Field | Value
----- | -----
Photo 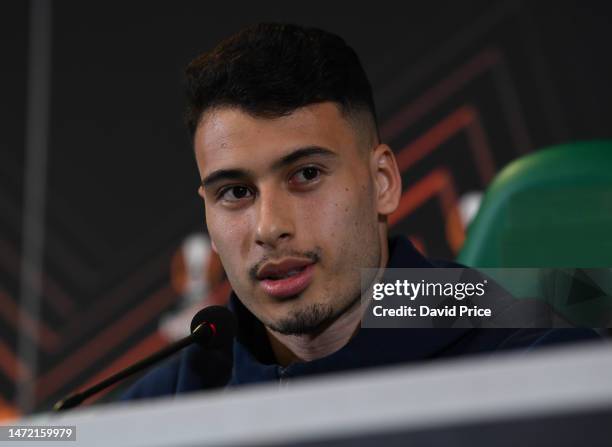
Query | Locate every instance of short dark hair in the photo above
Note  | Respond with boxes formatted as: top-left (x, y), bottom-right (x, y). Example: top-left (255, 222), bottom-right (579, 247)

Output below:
top-left (185, 23), bottom-right (379, 143)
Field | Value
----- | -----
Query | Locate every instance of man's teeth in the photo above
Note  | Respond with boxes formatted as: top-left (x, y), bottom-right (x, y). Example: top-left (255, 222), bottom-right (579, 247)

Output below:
top-left (268, 267), bottom-right (305, 280)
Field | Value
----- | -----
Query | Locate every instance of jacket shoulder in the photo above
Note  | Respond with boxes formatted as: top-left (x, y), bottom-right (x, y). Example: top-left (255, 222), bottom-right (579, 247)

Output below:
top-left (121, 355), bottom-right (182, 401)
top-left (448, 328), bottom-right (601, 358)
top-left (121, 344), bottom-right (233, 402)
top-left (497, 328), bottom-right (602, 351)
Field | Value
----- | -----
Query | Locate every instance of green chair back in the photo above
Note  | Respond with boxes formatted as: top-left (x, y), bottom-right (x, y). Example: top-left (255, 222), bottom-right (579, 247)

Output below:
top-left (457, 141), bottom-right (612, 328)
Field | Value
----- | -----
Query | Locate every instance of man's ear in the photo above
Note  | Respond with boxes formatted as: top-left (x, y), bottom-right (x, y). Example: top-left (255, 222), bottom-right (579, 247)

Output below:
top-left (370, 143), bottom-right (401, 216)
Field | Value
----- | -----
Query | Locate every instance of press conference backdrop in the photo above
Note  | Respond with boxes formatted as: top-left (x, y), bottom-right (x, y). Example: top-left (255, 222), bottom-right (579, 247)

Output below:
top-left (1, 0), bottom-right (611, 416)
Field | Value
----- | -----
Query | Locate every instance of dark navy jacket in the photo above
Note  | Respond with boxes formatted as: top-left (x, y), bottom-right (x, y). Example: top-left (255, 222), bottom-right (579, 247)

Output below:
top-left (122, 237), bottom-right (599, 400)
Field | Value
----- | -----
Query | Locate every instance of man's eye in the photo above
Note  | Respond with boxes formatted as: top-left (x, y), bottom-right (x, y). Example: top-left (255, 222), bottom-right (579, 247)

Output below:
top-left (290, 166), bottom-right (321, 185)
top-left (218, 186), bottom-right (253, 202)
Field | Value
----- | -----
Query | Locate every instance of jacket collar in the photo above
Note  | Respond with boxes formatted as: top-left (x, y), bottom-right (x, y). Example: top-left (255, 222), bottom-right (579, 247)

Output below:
top-left (228, 236), bottom-right (471, 385)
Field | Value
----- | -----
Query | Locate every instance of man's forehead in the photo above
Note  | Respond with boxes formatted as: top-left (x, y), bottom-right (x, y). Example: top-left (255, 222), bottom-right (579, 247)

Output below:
top-left (194, 103), bottom-right (356, 169)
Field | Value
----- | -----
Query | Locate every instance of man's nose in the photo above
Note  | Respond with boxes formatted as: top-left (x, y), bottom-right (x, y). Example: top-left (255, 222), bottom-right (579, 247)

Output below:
top-left (254, 188), bottom-right (295, 248)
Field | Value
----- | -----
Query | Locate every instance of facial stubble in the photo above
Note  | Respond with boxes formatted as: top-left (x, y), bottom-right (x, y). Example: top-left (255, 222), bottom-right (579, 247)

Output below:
top-left (265, 198), bottom-right (382, 336)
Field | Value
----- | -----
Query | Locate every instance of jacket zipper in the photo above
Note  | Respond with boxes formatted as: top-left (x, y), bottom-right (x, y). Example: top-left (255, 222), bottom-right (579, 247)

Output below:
top-left (278, 366), bottom-right (290, 388)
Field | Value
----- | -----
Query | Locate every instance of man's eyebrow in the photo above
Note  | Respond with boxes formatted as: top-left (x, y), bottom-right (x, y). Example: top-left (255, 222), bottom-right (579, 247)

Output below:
top-left (201, 168), bottom-right (253, 189)
top-left (200, 146), bottom-right (337, 189)
top-left (270, 146), bottom-right (338, 171)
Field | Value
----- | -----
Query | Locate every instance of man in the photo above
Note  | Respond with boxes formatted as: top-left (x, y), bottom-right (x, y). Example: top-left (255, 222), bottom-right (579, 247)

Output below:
top-left (123, 23), bottom-right (597, 399)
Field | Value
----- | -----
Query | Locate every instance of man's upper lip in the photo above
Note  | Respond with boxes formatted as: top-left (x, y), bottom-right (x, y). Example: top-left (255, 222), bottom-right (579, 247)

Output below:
top-left (256, 258), bottom-right (315, 280)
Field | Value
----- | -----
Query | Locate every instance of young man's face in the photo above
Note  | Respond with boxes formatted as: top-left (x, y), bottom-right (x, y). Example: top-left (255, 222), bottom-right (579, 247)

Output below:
top-left (194, 102), bottom-right (399, 335)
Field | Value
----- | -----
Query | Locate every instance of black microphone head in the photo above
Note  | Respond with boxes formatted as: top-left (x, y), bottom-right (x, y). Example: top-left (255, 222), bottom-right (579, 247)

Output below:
top-left (191, 305), bottom-right (237, 348)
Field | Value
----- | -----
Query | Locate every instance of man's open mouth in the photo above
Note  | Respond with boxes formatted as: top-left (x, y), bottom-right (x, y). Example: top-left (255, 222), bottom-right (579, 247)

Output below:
top-left (262, 266), bottom-right (308, 280)
top-left (256, 259), bottom-right (316, 299)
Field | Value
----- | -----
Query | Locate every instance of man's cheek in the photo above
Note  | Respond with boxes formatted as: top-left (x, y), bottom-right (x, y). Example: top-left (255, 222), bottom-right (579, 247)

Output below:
top-left (206, 229), bottom-right (237, 279)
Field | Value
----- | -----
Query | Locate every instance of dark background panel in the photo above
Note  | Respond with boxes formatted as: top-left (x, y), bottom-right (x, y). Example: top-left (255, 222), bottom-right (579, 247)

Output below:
top-left (0, 0), bottom-right (29, 413)
top-left (0, 1), bottom-right (28, 243)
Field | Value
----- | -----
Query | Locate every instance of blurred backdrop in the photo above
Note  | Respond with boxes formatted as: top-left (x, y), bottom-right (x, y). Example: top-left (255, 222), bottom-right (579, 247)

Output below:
top-left (1, 0), bottom-right (611, 417)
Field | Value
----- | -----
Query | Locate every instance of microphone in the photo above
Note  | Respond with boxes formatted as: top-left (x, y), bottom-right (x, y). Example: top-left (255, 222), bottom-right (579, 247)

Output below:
top-left (53, 306), bottom-right (236, 411)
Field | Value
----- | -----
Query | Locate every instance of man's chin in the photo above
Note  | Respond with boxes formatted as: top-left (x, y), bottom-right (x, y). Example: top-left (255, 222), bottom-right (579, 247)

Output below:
top-left (265, 302), bottom-right (336, 336)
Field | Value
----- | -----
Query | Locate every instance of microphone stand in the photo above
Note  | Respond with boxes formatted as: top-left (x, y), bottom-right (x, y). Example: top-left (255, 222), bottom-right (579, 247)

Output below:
top-left (53, 322), bottom-right (214, 411)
